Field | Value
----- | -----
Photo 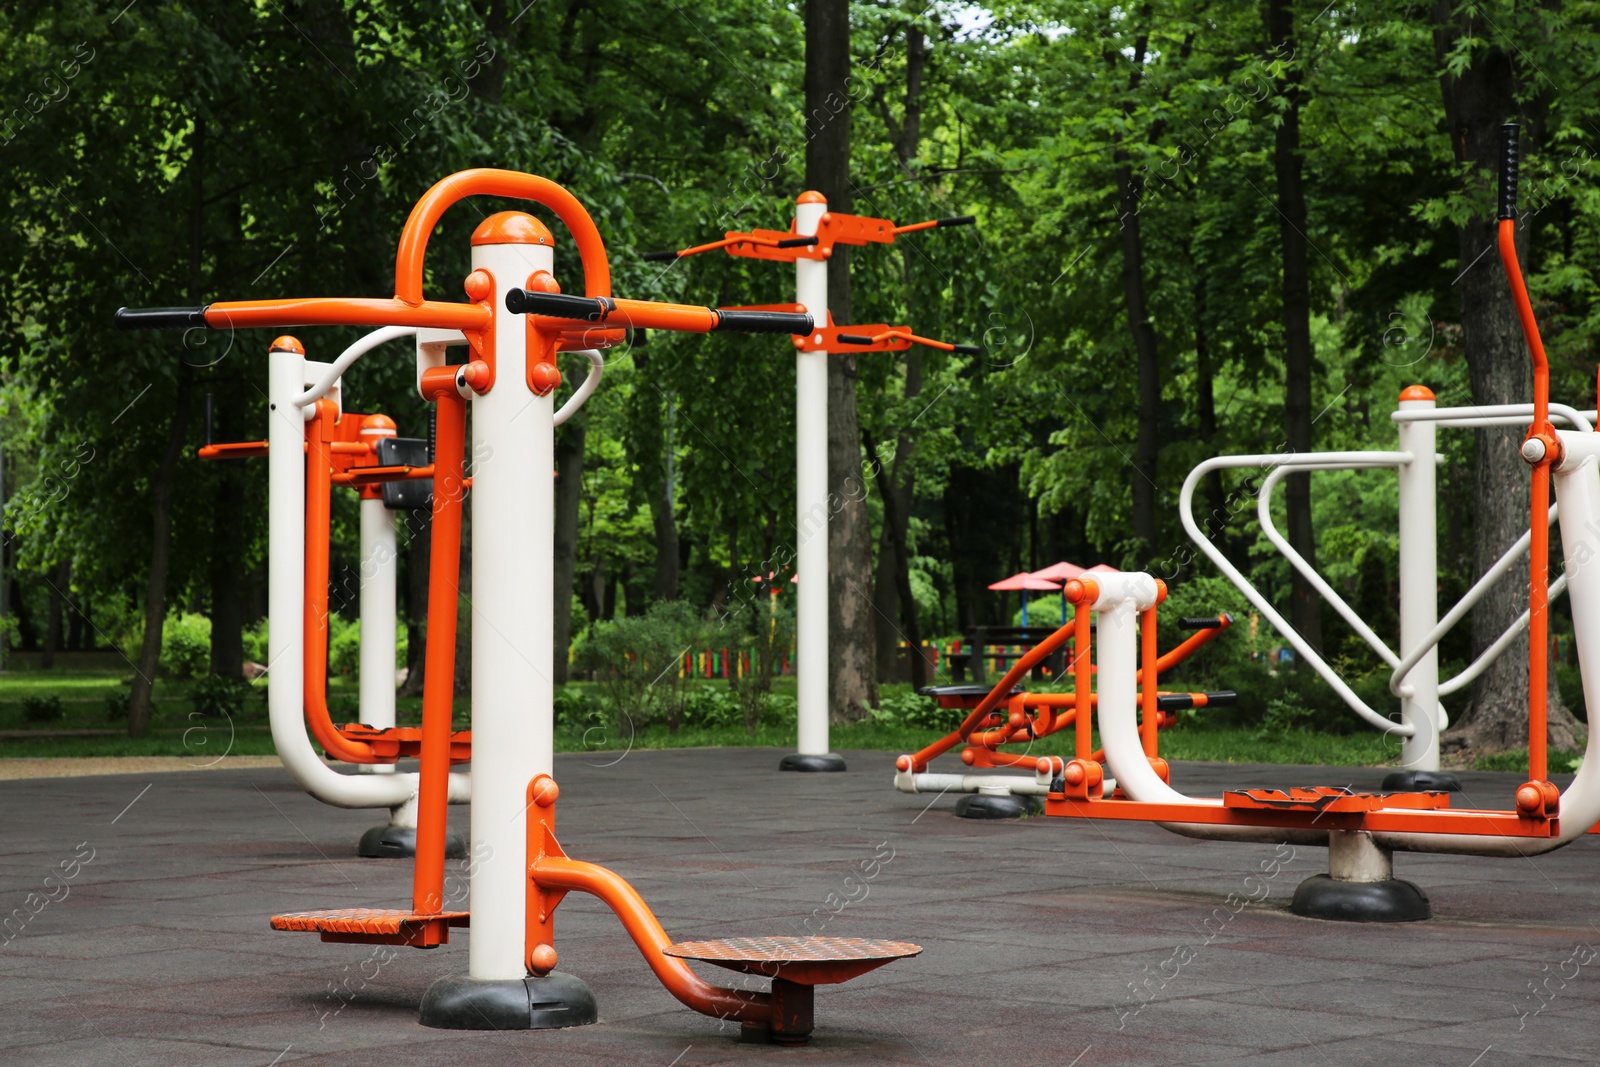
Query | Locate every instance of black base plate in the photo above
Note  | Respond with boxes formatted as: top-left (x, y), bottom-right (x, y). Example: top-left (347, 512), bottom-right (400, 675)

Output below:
top-left (357, 824), bottom-right (468, 860)
top-left (1381, 770), bottom-right (1462, 793)
top-left (1289, 874), bottom-right (1431, 923)
top-left (779, 753), bottom-right (847, 773)
top-left (955, 793), bottom-right (1040, 820)
top-left (418, 972), bottom-right (598, 1030)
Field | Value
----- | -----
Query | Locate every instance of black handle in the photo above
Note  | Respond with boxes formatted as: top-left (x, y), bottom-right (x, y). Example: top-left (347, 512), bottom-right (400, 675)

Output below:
top-left (642, 250), bottom-right (679, 263)
top-left (1500, 122), bottom-right (1520, 221)
top-left (116, 306), bottom-right (209, 330)
top-left (712, 309), bottom-right (814, 335)
top-left (936, 215), bottom-right (977, 228)
top-left (953, 343), bottom-right (981, 354)
top-left (505, 290), bottom-right (613, 321)
top-left (1156, 690), bottom-right (1238, 711)
top-left (1178, 615), bottom-right (1232, 630)
top-left (775, 235), bottom-right (820, 248)
top-left (427, 408), bottom-right (436, 463)
top-left (836, 333), bottom-right (873, 345)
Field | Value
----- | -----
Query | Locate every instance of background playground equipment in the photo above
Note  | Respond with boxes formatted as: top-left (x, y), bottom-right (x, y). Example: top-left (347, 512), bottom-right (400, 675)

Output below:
top-left (897, 124), bottom-right (1600, 923)
top-left (896, 610), bottom-right (1235, 819)
top-left (645, 199), bottom-right (978, 773)
top-left (119, 168), bottom-right (919, 1039)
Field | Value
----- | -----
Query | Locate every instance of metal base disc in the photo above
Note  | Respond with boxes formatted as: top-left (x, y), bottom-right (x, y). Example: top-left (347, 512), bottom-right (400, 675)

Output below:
top-left (357, 824), bottom-right (467, 860)
top-left (954, 793), bottom-right (1040, 820)
top-left (1289, 874), bottom-right (1431, 923)
top-left (418, 972), bottom-right (597, 1030)
top-left (779, 753), bottom-right (847, 773)
top-left (1381, 770), bottom-right (1462, 793)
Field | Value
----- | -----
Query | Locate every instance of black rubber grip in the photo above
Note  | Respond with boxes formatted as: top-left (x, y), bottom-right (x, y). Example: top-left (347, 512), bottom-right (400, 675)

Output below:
top-left (1178, 615), bottom-right (1230, 630)
top-left (953, 343), bottom-right (981, 354)
top-left (1156, 690), bottom-right (1238, 711)
top-left (712, 309), bottom-right (814, 334)
top-left (641, 250), bottom-right (679, 262)
top-left (776, 235), bottom-right (819, 248)
top-left (1500, 122), bottom-right (1519, 221)
top-left (115, 306), bottom-right (209, 330)
top-left (836, 333), bottom-right (873, 345)
top-left (505, 290), bottom-right (613, 321)
top-left (936, 215), bottom-right (977, 228)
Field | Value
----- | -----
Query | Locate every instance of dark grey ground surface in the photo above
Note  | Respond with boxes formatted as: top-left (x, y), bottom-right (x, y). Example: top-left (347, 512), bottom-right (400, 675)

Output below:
top-left (3, 747), bottom-right (1598, 1066)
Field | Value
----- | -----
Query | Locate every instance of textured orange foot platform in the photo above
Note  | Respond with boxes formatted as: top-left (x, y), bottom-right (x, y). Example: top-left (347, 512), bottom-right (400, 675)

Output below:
top-left (271, 908), bottom-right (469, 947)
top-left (664, 935), bottom-right (920, 985)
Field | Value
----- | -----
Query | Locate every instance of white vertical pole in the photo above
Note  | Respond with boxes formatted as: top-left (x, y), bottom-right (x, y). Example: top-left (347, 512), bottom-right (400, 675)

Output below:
top-left (793, 192), bottom-right (831, 760)
top-left (1396, 386), bottom-right (1440, 770)
top-left (467, 216), bottom-right (554, 982)
top-left (358, 495), bottom-right (397, 773)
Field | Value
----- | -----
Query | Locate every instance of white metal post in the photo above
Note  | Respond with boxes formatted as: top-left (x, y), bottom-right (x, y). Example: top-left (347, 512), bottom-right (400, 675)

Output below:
top-left (1396, 386), bottom-right (1440, 770)
top-left (466, 216), bottom-right (554, 982)
top-left (358, 495), bottom-right (398, 773)
top-left (791, 192), bottom-right (835, 765)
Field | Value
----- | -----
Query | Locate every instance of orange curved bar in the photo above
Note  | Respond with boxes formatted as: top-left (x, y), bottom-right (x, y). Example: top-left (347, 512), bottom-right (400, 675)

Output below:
top-left (531, 853), bottom-right (772, 1024)
top-left (302, 402), bottom-right (381, 765)
top-left (395, 169), bottom-right (611, 305)
top-left (412, 368), bottom-right (468, 915)
top-left (1499, 215), bottom-right (1550, 784)
top-left (204, 297), bottom-right (488, 333)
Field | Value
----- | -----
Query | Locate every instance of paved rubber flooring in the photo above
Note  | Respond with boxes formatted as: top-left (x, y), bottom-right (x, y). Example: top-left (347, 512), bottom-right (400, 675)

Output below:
top-left (3, 747), bottom-right (1597, 1065)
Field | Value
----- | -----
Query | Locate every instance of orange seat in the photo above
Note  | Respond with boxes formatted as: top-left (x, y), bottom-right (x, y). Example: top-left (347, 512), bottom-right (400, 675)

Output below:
top-left (271, 907), bottom-right (468, 947)
top-left (334, 724), bottom-right (471, 763)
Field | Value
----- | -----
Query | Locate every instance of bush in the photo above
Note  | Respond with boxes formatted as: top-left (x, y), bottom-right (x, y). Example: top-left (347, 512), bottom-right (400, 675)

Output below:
top-left (871, 687), bottom-right (965, 731)
top-left (191, 674), bottom-right (257, 719)
top-left (682, 685), bottom-right (742, 730)
top-left (105, 689), bottom-right (131, 721)
top-left (242, 618), bottom-right (270, 664)
top-left (723, 595), bottom-right (794, 735)
top-left (328, 613), bottom-right (361, 677)
top-left (578, 600), bottom-right (705, 733)
top-left (160, 612), bottom-right (211, 678)
top-left (22, 694), bottom-right (64, 723)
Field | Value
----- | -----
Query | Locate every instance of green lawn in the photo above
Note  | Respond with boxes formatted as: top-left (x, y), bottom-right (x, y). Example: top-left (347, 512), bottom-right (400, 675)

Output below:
top-left (0, 656), bottom-right (1575, 772)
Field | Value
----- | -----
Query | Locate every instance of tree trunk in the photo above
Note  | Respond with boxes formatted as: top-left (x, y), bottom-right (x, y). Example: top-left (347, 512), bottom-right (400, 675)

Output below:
top-left (208, 466), bottom-right (245, 678)
top-left (652, 398), bottom-right (679, 601)
top-left (1433, 5), bottom-right (1582, 754)
top-left (1194, 273), bottom-right (1227, 537)
top-left (806, 0), bottom-right (876, 719)
top-left (1267, 0), bottom-right (1322, 652)
top-left (1116, 157), bottom-right (1162, 561)
top-left (42, 559), bottom-right (68, 670)
top-left (553, 418), bottom-right (586, 683)
top-left (864, 427), bottom-right (925, 688)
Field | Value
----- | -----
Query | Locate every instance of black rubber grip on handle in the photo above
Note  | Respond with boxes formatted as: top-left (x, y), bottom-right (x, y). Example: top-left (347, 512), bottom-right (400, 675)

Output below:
top-left (1500, 122), bottom-right (1520, 221)
top-left (712, 309), bottom-right (814, 335)
top-left (1156, 690), bottom-right (1238, 711)
top-left (505, 290), bottom-right (613, 321)
top-left (953, 343), bottom-right (981, 354)
top-left (1177, 615), bottom-right (1230, 630)
top-left (641, 250), bottom-right (679, 263)
top-left (936, 215), bottom-right (977, 228)
top-left (775, 235), bottom-right (819, 248)
top-left (836, 333), bottom-right (873, 345)
top-left (115, 306), bottom-right (209, 330)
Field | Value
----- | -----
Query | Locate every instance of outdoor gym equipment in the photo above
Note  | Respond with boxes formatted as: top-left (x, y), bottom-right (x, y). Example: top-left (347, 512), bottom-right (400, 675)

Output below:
top-left (896, 126), bottom-right (1600, 922)
top-left (646, 198), bottom-right (978, 772)
top-left (118, 169), bottom-right (919, 1038)
top-left (895, 613), bottom-right (1236, 819)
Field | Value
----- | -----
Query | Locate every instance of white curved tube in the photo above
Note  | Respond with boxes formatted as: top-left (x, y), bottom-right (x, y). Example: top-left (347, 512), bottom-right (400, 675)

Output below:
top-left (895, 772), bottom-right (1057, 797)
top-left (1180, 453), bottom-right (1414, 736)
top-left (296, 326), bottom-right (417, 408)
top-left (1392, 403), bottom-right (1595, 432)
top-left (1438, 573), bottom-right (1567, 697)
top-left (1258, 464), bottom-right (1401, 668)
top-left (269, 344), bottom-right (470, 810)
top-left (553, 349), bottom-right (603, 426)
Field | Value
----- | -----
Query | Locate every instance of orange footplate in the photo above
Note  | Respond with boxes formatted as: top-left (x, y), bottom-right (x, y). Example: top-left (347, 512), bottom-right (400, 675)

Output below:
top-left (1223, 786), bottom-right (1450, 813)
top-left (335, 724), bottom-right (472, 763)
top-left (271, 908), bottom-right (468, 947)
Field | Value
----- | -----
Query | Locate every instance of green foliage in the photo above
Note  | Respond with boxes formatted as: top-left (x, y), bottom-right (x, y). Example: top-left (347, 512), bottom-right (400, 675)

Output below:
top-left (242, 619), bottom-right (270, 666)
top-left (577, 600), bottom-right (705, 733)
top-left (871, 687), bottom-right (965, 732)
top-left (104, 689), bottom-right (130, 721)
top-left (159, 613), bottom-right (211, 679)
top-left (22, 694), bottom-right (64, 722)
top-left (724, 594), bottom-right (794, 735)
top-left (328, 614), bottom-right (361, 678)
top-left (190, 674), bottom-right (256, 719)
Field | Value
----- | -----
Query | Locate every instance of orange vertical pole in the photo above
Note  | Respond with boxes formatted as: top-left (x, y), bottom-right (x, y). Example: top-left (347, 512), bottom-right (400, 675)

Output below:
top-left (413, 373), bottom-right (467, 914)
top-left (1140, 607), bottom-right (1159, 758)
top-left (1073, 602), bottom-right (1092, 760)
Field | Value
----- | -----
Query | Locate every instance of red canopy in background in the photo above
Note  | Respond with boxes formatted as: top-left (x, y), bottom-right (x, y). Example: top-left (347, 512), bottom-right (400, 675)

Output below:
top-left (987, 572), bottom-right (1063, 592)
top-left (1029, 561), bottom-right (1085, 583)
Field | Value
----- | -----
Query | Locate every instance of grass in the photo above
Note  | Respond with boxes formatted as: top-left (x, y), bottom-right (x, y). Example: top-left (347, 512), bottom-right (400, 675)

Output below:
top-left (0, 656), bottom-right (1573, 773)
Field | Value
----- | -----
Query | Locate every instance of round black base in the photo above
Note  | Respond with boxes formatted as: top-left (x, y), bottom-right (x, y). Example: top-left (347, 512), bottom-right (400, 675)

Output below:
top-left (1289, 874), bottom-right (1431, 923)
top-left (357, 824), bottom-right (467, 860)
top-left (779, 753), bottom-right (847, 773)
top-left (1381, 770), bottom-right (1462, 793)
top-left (418, 972), bottom-right (598, 1030)
top-left (955, 793), bottom-right (1040, 820)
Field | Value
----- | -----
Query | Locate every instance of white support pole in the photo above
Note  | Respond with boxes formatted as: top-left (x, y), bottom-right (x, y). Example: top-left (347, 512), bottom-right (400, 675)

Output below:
top-left (792, 192), bottom-right (833, 763)
top-left (1395, 387), bottom-right (1440, 769)
top-left (466, 216), bottom-right (554, 982)
top-left (358, 495), bottom-right (398, 774)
